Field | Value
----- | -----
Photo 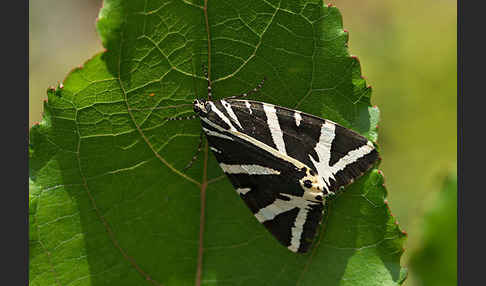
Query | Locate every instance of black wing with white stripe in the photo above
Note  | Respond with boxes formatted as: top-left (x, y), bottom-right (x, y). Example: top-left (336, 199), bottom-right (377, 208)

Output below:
top-left (197, 98), bottom-right (378, 253)
top-left (219, 99), bottom-right (379, 194)
top-left (201, 118), bottom-right (324, 253)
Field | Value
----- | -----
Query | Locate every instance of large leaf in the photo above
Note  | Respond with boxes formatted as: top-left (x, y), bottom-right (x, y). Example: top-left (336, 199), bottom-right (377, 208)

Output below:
top-left (29, 0), bottom-right (406, 285)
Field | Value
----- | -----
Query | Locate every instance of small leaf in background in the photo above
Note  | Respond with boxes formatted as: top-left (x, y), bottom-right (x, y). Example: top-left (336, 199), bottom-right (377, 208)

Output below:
top-left (409, 173), bottom-right (457, 286)
top-left (29, 1), bottom-right (406, 285)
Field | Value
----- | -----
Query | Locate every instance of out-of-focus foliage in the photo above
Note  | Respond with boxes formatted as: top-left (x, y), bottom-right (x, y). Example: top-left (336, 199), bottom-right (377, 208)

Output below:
top-left (409, 174), bottom-right (457, 286)
top-left (336, 0), bottom-right (456, 229)
top-left (335, 2), bottom-right (456, 283)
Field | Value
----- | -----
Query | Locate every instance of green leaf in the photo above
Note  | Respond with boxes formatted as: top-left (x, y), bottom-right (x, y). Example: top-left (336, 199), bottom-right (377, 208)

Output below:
top-left (29, 1), bottom-right (406, 285)
top-left (409, 173), bottom-right (457, 286)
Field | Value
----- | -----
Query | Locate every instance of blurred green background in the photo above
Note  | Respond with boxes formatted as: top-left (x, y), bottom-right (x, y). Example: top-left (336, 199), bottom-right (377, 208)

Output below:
top-left (29, 1), bottom-right (457, 285)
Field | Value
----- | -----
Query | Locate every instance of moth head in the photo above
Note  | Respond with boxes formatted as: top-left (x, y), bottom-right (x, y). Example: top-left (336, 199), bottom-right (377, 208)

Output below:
top-left (193, 99), bottom-right (210, 117)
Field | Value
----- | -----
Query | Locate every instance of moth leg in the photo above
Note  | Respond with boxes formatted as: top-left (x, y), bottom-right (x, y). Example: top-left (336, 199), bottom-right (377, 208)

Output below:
top-left (227, 76), bottom-right (266, 99)
top-left (129, 105), bottom-right (195, 121)
top-left (127, 103), bottom-right (193, 112)
top-left (168, 114), bottom-right (198, 121)
top-left (183, 131), bottom-right (204, 171)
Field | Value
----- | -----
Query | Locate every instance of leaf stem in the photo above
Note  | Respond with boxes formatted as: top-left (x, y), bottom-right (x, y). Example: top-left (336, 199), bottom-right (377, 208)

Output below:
top-left (196, 141), bottom-right (209, 286)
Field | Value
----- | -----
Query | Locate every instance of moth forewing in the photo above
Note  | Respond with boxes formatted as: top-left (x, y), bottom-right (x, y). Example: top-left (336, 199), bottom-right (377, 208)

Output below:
top-left (220, 99), bottom-right (379, 194)
top-left (191, 75), bottom-right (379, 253)
top-left (200, 119), bottom-right (328, 252)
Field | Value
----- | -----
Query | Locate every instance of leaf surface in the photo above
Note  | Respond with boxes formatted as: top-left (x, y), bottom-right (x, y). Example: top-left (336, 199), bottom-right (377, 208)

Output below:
top-left (29, 1), bottom-right (406, 285)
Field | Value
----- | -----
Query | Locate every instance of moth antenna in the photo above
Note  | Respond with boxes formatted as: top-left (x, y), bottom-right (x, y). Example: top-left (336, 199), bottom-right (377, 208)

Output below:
top-left (183, 131), bottom-right (204, 171)
top-left (202, 64), bottom-right (213, 100)
top-left (228, 76), bottom-right (266, 100)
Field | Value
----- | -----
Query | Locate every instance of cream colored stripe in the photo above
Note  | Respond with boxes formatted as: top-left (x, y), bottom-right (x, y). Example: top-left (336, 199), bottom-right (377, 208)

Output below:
top-left (309, 121), bottom-right (336, 187)
top-left (330, 141), bottom-right (375, 174)
top-left (208, 101), bottom-right (237, 131)
top-left (236, 188), bottom-right (251, 195)
top-left (221, 100), bottom-right (243, 129)
top-left (202, 127), bottom-right (233, 141)
top-left (294, 111), bottom-right (302, 127)
top-left (219, 163), bottom-right (280, 175)
top-left (263, 104), bottom-right (288, 155)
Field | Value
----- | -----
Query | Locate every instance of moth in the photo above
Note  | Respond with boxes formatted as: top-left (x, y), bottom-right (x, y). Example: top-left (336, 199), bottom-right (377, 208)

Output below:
top-left (175, 69), bottom-right (379, 253)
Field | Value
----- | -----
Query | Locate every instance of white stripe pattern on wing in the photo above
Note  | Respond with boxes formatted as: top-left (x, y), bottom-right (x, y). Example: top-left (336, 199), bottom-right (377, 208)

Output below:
top-left (210, 146), bottom-right (222, 153)
top-left (236, 188), bottom-right (251, 195)
top-left (202, 127), bottom-right (234, 141)
top-left (253, 193), bottom-right (316, 252)
top-left (208, 101), bottom-right (237, 131)
top-left (201, 117), bottom-right (309, 173)
top-left (221, 100), bottom-right (243, 129)
top-left (309, 121), bottom-right (336, 188)
top-left (330, 141), bottom-right (375, 174)
top-left (294, 111), bottom-right (302, 127)
top-left (263, 104), bottom-right (288, 155)
top-left (288, 207), bottom-right (310, 252)
top-left (244, 100), bottom-right (253, 114)
top-left (218, 163), bottom-right (281, 175)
